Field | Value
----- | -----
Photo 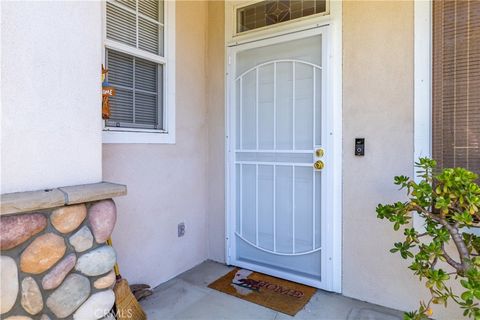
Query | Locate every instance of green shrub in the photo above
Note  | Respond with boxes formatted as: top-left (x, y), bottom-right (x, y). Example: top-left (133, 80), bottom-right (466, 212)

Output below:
top-left (377, 158), bottom-right (480, 319)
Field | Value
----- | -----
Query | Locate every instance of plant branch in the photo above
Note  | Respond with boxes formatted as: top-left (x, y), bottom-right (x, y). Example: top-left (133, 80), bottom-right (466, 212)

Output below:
top-left (438, 219), bottom-right (470, 271)
top-left (440, 243), bottom-right (463, 271)
top-left (412, 204), bottom-right (470, 272)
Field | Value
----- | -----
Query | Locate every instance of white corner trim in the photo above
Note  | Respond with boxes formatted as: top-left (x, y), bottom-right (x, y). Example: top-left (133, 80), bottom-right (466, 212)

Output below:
top-left (414, 0), bottom-right (432, 163)
top-left (102, 0), bottom-right (176, 144)
top-left (329, 0), bottom-right (342, 294)
top-left (413, 0), bottom-right (431, 229)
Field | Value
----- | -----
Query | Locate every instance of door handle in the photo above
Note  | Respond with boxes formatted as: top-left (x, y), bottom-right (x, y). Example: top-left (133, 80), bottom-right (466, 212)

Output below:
top-left (314, 160), bottom-right (325, 170)
top-left (315, 148), bottom-right (325, 157)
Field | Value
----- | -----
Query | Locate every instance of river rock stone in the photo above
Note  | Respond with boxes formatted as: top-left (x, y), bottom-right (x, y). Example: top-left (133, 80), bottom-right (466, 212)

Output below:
top-left (0, 213), bottom-right (47, 250)
top-left (88, 200), bottom-right (116, 243)
top-left (69, 226), bottom-right (93, 252)
top-left (21, 277), bottom-right (43, 315)
top-left (76, 246), bottom-right (116, 276)
top-left (51, 204), bottom-right (87, 234)
top-left (4, 316), bottom-right (33, 320)
top-left (73, 290), bottom-right (115, 320)
top-left (40, 315), bottom-right (51, 320)
top-left (1, 255), bottom-right (18, 314)
top-left (42, 253), bottom-right (76, 290)
top-left (20, 233), bottom-right (66, 274)
top-left (46, 274), bottom-right (90, 318)
top-left (93, 270), bottom-right (116, 289)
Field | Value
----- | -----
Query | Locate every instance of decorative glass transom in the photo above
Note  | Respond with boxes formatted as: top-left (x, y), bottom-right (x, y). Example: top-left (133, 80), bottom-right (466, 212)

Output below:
top-left (236, 0), bottom-right (327, 33)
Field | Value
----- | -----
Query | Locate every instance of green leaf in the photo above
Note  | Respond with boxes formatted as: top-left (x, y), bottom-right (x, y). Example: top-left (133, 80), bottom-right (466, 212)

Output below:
top-left (462, 291), bottom-right (473, 302)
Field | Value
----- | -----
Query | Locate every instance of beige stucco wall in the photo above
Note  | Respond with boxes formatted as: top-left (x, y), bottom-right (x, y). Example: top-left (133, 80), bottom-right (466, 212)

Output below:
top-left (206, 0), bottom-right (226, 264)
top-left (1, 0), bottom-right (466, 317)
top-left (102, 1), bottom-right (463, 318)
top-left (103, 1), bottom-right (209, 287)
top-left (342, 1), bottom-right (461, 319)
top-left (1, 1), bottom-right (103, 194)
top-left (342, 0), bottom-right (417, 310)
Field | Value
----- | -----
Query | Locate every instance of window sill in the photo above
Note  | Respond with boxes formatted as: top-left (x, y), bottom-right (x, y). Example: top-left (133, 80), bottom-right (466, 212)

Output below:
top-left (102, 129), bottom-right (175, 144)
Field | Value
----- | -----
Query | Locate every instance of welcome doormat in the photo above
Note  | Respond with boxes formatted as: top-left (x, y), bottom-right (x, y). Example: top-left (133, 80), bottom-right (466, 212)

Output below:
top-left (208, 268), bottom-right (316, 316)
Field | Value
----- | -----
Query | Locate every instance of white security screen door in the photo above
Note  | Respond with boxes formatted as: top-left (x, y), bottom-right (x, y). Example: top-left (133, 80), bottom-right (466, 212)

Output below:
top-left (227, 28), bottom-right (335, 290)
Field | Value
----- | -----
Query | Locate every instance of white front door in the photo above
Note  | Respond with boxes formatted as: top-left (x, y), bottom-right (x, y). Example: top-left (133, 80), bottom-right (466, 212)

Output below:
top-left (227, 27), bottom-right (336, 290)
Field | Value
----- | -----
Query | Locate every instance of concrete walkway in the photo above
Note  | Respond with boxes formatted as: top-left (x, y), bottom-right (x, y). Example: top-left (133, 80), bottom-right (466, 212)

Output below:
top-left (140, 261), bottom-right (403, 320)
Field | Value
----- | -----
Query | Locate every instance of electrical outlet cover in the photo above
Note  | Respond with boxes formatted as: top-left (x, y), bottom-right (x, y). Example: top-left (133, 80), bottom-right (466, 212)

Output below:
top-left (178, 223), bottom-right (185, 237)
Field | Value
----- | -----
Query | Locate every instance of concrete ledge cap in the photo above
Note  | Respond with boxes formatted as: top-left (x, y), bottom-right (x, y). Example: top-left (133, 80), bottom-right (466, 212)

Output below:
top-left (0, 189), bottom-right (65, 216)
top-left (1, 182), bottom-right (127, 215)
top-left (59, 182), bottom-right (127, 205)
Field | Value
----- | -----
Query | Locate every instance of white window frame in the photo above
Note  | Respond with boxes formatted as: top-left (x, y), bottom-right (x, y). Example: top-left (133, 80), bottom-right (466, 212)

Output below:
top-left (102, 0), bottom-right (176, 144)
top-left (414, 0), bottom-right (432, 229)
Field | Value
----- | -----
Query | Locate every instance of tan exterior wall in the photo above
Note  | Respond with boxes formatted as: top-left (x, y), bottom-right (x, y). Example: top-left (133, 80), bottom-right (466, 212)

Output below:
top-left (342, 1), bottom-right (462, 319)
top-left (103, 1), bottom-right (209, 287)
top-left (1, 0), bottom-right (467, 317)
top-left (103, 1), bottom-right (464, 318)
top-left (206, 0), bottom-right (227, 263)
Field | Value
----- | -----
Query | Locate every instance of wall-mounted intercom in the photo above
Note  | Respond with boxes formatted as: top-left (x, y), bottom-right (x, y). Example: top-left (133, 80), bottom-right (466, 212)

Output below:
top-left (355, 138), bottom-right (365, 156)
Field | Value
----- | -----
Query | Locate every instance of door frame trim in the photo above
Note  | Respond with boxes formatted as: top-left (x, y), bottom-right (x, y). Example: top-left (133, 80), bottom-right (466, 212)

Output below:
top-left (224, 1), bottom-right (342, 292)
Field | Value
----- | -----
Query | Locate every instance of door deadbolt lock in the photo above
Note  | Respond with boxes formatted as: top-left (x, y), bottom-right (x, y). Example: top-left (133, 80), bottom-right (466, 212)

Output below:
top-left (315, 148), bottom-right (325, 158)
top-left (314, 160), bottom-right (325, 170)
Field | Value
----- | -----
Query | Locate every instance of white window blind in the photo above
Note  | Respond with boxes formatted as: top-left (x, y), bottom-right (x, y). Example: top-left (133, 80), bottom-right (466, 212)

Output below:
top-left (105, 50), bottom-right (163, 129)
top-left (105, 0), bottom-right (165, 131)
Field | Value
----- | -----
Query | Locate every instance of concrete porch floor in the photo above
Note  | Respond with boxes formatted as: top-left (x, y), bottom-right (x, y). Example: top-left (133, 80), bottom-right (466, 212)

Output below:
top-left (140, 261), bottom-right (404, 320)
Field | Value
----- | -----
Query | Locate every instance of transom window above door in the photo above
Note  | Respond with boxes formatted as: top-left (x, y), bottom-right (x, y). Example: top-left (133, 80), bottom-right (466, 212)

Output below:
top-left (236, 0), bottom-right (328, 34)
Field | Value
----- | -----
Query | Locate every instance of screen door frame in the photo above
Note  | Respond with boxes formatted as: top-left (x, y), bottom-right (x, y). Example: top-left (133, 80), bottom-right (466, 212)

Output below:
top-left (225, 26), bottom-right (341, 292)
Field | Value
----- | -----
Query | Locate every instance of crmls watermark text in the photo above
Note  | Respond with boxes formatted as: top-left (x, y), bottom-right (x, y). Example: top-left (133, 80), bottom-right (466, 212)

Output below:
top-left (95, 309), bottom-right (133, 318)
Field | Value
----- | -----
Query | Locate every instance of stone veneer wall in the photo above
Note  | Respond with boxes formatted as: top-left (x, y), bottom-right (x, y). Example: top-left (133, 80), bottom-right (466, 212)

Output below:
top-left (0, 183), bottom-right (126, 320)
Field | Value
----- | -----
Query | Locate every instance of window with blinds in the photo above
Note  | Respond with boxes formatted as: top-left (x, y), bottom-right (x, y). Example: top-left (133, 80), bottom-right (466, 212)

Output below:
top-left (105, 0), bottom-right (165, 131)
top-left (432, 0), bottom-right (480, 174)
